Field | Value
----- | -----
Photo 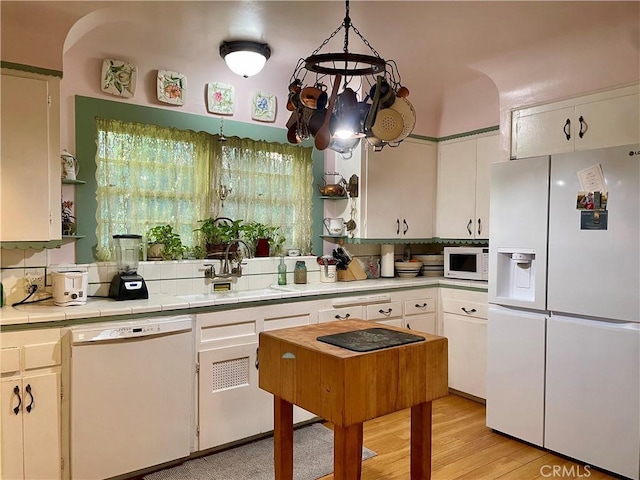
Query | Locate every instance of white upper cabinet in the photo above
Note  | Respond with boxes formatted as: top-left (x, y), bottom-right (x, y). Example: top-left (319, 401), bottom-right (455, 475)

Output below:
top-left (511, 84), bottom-right (640, 159)
top-left (362, 139), bottom-right (437, 239)
top-left (1, 69), bottom-right (61, 242)
top-left (436, 133), bottom-right (500, 240)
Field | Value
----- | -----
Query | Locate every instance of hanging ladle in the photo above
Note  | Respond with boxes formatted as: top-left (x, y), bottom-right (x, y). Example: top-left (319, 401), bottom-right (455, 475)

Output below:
top-left (314, 74), bottom-right (342, 151)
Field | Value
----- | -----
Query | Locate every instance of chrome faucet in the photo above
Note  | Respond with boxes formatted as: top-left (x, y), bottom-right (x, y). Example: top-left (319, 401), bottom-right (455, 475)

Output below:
top-left (203, 239), bottom-right (252, 280)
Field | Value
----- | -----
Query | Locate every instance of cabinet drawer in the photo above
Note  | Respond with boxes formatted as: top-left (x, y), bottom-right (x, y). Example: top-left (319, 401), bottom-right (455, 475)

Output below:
top-left (1, 347), bottom-right (20, 373)
top-left (404, 298), bottom-right (436, 315)
top-left (366, 301), bottom-right (403, 321)
top-left (318, 306), bottom-right (364, 323)
top-left (441, 298), bottom-right (487, 319)
top-left (23, 342), bottom-right (61, 369)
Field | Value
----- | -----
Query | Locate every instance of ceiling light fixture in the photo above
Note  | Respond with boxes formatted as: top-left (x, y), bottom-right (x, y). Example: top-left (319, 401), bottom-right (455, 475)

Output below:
top-left (220, 40), bottom-right (271, 78)
top-left (287, 0), bottom-right (414, 153)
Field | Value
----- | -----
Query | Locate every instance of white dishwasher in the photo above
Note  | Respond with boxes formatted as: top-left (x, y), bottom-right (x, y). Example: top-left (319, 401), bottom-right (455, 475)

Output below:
top-left (63, 315), bottom-right (194, 480)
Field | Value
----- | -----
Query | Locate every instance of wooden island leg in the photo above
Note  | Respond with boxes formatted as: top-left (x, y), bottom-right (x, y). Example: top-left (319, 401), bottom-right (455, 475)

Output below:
top-left (334, 423), bottom-right (364, 480)
top-left (411, 401), bottom-right (433, 480)
top-left (274, 396), bottom-right (294, 480)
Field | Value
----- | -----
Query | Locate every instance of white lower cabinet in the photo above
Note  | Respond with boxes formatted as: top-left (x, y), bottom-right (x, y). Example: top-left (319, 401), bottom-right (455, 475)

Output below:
top-left (1, 330), bottom-right (61, 480)
top-left (196, 301), bottom-right (317, 451)
top-left (441, 289), bottom-right (488, 399)
top-left (403, 296), bottom-right (437, 335)
top-left (198, 342), bottom-right (267, 450)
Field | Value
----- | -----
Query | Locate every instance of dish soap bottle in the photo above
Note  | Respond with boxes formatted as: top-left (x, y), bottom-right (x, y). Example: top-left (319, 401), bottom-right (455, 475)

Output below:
top-left (278, 257), bottom-right (287, 285)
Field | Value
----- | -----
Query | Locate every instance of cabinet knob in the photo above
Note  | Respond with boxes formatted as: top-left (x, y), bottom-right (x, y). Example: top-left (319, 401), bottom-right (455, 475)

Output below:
top-left (378, 308), bottom-right (393, 316)
top-left (396, 219), bottom-right (400, 235)
top-left (334, 313), bottom-right (351, 320)
top-left (415, 303), bottom-right (428, 309)
top-left (563, 118), bottom-right (571, 140)
top-left (461, 307), bottom-right (477, 315)
top-left (403, 219), bottom-right (409, 235)
top-left (477, 218), bottom-right (482, 236)
top-left (466, 219), bottom-right (473, 236)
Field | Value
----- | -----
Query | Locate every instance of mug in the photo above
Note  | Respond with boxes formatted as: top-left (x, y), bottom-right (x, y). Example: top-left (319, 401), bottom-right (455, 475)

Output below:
top-left (323, 217), bottom-right (344, 236)
top-left (320, 264), bottom-right (337, 283)
top-left (61, 150), bottom-right (79, 181)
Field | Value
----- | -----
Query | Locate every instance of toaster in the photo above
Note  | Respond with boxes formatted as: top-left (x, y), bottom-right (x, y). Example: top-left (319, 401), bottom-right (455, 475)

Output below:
top-left (51, 271), bottom-right (88, 306)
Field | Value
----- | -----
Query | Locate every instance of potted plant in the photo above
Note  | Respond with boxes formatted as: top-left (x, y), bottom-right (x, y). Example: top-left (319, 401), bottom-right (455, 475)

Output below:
top-left (242, 221), bottom-right (286, 257)
top-left (146, 224), bottom-right (185, 260)
top-left (61, 200), bottom-right (77, 236)
top-left (195, 217), bottom-right (243, 258)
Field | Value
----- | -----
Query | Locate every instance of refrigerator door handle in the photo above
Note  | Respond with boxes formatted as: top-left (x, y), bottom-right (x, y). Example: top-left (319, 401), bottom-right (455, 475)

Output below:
top-left (563, 118), bottom-right (571, 140)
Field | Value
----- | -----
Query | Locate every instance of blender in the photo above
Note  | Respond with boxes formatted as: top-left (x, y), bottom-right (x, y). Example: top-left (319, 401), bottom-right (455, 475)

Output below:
top-left (109, 234), bottom-right (149, 300)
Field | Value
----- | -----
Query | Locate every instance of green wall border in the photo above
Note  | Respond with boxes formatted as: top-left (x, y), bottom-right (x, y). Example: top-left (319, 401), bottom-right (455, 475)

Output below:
top-left (74, 95), bottom-right (324, 264)
top-left (0, 61), bottom-right (63, 78)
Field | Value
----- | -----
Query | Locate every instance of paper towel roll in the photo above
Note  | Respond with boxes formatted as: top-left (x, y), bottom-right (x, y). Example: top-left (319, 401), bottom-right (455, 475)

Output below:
top-left (381, 244), bottom-right (395, 278)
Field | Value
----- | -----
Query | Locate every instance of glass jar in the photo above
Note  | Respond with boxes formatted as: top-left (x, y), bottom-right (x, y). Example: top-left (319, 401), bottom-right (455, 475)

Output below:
top-left (294, 260), bottom-right (307, 284)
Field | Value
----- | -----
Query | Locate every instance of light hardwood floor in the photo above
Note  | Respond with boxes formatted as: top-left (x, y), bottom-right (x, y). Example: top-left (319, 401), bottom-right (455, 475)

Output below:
top-left (319, 394), bottom-right (618, 480)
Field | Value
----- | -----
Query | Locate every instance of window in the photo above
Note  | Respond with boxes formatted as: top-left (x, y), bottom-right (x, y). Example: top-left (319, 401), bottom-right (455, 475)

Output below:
top-left (95, 117), bottom-right (312, 260)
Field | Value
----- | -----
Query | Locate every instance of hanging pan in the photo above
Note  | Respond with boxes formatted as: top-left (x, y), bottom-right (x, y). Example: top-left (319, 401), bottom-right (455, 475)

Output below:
top-left (371, 107), bottom-right (404, 142)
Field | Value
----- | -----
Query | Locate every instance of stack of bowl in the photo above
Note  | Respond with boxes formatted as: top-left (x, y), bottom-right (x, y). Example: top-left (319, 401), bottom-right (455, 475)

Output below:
top-left (394, 261), bottom-right (423, 278)
top-left (413, 254), bottom-right (444, 277)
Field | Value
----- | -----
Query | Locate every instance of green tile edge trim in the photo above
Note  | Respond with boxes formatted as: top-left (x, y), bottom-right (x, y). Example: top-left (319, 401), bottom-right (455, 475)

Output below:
top-left (0, 240), bottom-right (63, 250)
top-left (436, 125), bottom-right (500, 142)
top-left (0, 61), bottom-right (63, 78)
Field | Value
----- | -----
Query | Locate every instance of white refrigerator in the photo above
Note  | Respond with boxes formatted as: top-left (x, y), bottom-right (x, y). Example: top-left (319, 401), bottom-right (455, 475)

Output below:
top-left (487, 144), bottom-right (640, 480)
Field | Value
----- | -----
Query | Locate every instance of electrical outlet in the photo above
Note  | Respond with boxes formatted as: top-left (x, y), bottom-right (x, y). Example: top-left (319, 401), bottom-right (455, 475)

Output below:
top-left (25, 274), bottom-right (45, 292)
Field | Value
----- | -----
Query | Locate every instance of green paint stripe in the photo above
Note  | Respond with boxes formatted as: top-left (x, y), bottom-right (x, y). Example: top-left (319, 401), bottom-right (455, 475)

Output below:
top-left (0, 61), bottom-right (63, 78)
top-left (436, 125), bottom-right (500, 142)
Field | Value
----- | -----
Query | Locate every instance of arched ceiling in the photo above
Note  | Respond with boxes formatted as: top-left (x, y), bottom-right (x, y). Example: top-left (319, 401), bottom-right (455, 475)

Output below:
top-left (2, 1), bottom-right (638, 137)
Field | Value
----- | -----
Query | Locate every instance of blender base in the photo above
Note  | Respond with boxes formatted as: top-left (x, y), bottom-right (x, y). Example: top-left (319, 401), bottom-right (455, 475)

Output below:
top-left (109, 273), bottom-right (149, 301)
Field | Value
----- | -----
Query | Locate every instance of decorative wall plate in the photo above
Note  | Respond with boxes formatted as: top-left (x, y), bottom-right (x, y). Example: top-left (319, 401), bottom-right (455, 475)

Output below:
top-left (157, 70), bottom-right (186, 105)
top-left (207, 82), bottom-right (235, 115)
top-left (251, 91), bottom-right (277, 122)
top-left (101, 59), bottom-right (137, 98)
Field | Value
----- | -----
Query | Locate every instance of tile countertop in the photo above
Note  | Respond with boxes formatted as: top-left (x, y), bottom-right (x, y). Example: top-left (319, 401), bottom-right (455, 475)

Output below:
top-left (0, 277), bottom-right (488, 326)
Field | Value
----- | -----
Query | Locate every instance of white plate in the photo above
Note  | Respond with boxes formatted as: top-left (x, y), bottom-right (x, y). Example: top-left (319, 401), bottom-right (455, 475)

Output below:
top-left (157, 70), bottom-right (186, 105)
top-left (101, 59), bottom-right (137, 98)
top-left (207, 82), bottom-right (235, 115)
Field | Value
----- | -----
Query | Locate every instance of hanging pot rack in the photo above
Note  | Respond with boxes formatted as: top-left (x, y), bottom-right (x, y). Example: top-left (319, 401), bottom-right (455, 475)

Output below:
top-left (287, 0), bottom-right (414, 152)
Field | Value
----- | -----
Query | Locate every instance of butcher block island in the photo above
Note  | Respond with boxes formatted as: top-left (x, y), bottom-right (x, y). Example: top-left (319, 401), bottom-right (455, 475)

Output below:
top-left (258, 319), bottom-right (448, 480)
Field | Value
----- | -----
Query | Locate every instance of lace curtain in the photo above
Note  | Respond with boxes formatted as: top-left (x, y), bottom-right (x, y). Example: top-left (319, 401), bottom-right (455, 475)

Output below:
top-left (95, 118), bottom-right (313, 260)
top-left (212, 138), bottom-right (314, 253)
top-left (95, 118), bottom-right (210, 260)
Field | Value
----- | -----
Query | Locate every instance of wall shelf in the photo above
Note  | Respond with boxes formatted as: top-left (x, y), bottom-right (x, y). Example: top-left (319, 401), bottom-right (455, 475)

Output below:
top-left (62, 179), bottom-right (86, 185)
top-left (319, 196), bottom-right (348, 200)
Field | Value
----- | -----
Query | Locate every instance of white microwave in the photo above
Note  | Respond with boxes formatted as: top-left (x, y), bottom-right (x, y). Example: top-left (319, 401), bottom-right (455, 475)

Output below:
top-left (444, 247), bottom-right (488, 281)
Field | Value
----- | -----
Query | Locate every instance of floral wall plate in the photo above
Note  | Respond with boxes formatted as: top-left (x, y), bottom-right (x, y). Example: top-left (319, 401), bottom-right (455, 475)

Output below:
top-left (207, 82), bottom-right (235, 115)
top-left (157, 70), bottom-right (186, 105)
top-left (251, 91), bottom-right (277, 122)
top-left (101, 59), bottom-right (137, 98)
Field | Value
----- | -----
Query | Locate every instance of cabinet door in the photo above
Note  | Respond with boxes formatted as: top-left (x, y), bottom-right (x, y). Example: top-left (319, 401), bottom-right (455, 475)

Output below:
top-left (399, 140), bottom-right (436, 239)
top-left (364, 145), bottom-right (402, 238)
top-left (198, 343), bottom-right (269, 450)
top-left (575, 93), bottom-right (640, 151)
top-left (512, 106), bottom-right (575, 158)
top-left (1, 378), bottom-right (24, 480)
top-left (364, 140), bottom-right (436, 239)
top-left (474, 135), bottom-right (500, 239)
top-left (442, 313), bottom-right (487, 399)
top-left (0, 75), bottom-right (53, 241)
top-left (436, 139), bottom-right (477, 238)
top-left (22, 372), bottom-right (61, 480)
top-left (405, 314), bottom-right (436, 335)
